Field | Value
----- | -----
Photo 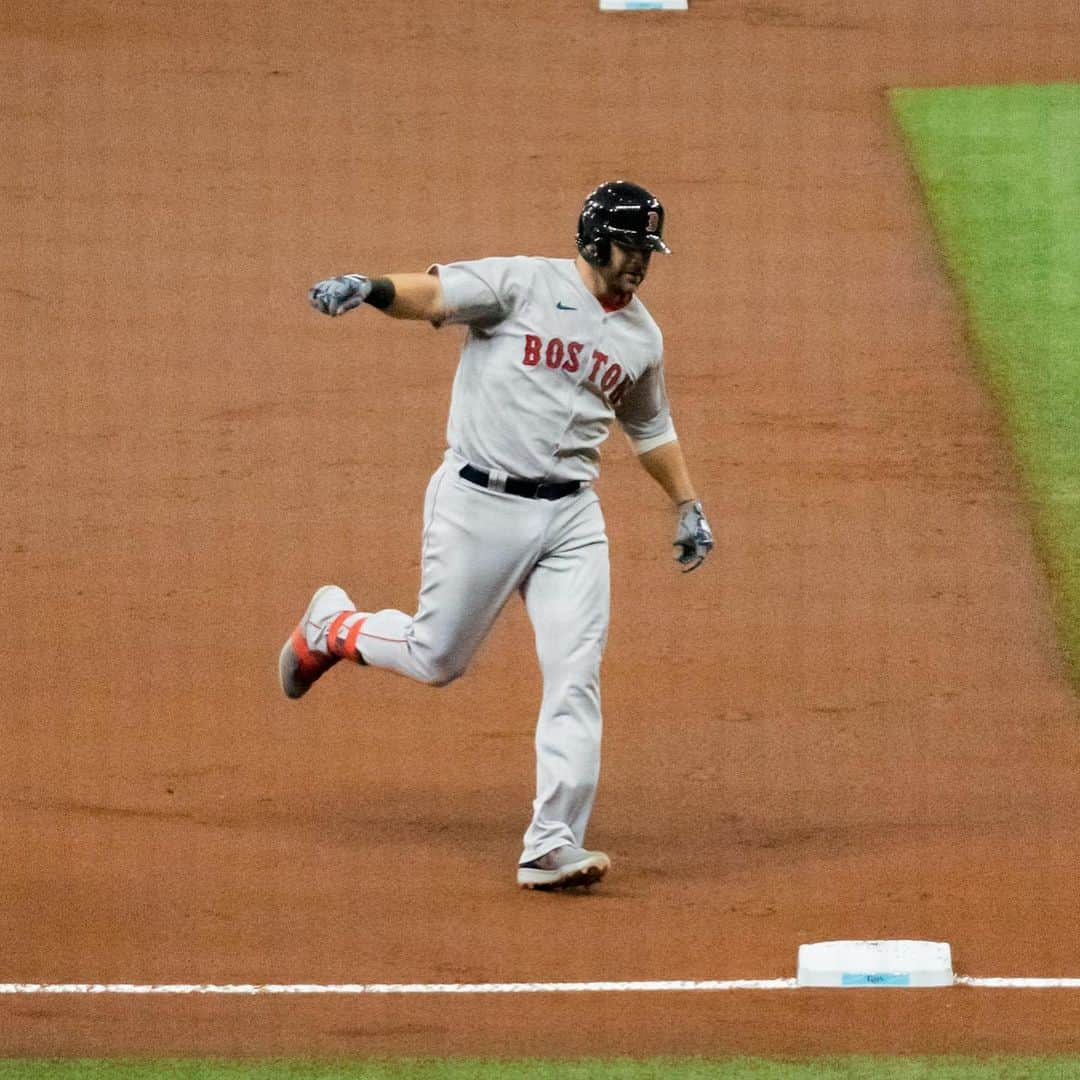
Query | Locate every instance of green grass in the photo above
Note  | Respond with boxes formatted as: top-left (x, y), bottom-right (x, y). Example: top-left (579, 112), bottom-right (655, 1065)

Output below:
top-left (891, 82), bottom-right (1080, 688)
top-left (1, 1061), bottom-right (1080, 1079)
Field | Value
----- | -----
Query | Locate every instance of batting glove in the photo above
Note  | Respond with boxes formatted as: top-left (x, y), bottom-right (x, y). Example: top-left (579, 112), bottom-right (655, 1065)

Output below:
top-left (309, 274), bottom-right (373, 317)
top-left (673, 500), bottom-right (714, 573)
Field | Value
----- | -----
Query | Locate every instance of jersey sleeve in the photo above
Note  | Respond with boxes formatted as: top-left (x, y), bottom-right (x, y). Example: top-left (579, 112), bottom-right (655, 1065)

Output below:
top-left (616, 357), bottom-right (678, 454)
top-left (427, 257), bottom-right (520, 328)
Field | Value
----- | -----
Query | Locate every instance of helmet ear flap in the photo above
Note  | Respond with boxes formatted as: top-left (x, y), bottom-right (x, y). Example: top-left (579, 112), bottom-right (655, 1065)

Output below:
top-left (578, 231), bottom-right (611, 268)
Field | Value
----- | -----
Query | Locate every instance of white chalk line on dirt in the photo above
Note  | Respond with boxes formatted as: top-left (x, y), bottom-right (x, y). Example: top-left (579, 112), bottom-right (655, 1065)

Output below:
top-left (0, 980), bottom-right (795, 995)
top-left (0, 978), bottom-right (1079, 995)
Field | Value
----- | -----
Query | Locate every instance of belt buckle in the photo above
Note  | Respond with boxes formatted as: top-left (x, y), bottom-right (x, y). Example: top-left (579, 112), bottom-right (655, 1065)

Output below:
top-left (486, 468), bottom-right (509, 494)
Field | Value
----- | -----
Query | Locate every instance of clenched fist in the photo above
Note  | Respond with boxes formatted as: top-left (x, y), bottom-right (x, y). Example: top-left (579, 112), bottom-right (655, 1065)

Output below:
top-left (309, 274), bottom-right (373, 317)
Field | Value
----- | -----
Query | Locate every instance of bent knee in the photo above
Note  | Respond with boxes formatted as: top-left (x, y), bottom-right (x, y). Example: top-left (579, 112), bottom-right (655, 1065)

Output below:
top-left (420, 655), bottom-right (468, 687)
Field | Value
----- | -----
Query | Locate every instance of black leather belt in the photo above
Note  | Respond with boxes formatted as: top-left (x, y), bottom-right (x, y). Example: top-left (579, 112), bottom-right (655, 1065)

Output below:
top-left (459, 464), bottom-right (581, 500)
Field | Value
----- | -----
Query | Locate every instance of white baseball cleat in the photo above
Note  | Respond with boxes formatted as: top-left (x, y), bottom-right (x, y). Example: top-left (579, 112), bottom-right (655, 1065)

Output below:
top-left (517, 845), bottom-right (610, 890)
top-left (278, 584), bottom-right (358, 700)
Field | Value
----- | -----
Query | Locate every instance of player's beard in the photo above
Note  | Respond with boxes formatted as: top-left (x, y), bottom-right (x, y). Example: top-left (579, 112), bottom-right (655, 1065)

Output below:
top-left (608, 250), bottom-right (649, 296)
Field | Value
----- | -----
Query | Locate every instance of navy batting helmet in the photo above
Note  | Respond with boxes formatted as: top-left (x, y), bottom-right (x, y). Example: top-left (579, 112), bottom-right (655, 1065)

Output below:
top-left (576, 180), bottom-right (671, 266)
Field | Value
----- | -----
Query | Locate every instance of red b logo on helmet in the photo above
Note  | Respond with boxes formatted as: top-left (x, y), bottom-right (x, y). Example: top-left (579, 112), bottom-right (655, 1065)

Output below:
top-left (646, 211), bottom-right (659, 233)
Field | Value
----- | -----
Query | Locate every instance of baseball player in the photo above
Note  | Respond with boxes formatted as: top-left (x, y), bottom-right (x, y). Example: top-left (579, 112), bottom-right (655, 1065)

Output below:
top-left (280, 181), bottom-right (713, 890)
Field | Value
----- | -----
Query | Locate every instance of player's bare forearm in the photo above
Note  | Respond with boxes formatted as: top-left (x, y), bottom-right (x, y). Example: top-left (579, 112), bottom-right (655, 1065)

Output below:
top-left (308, 272), bottom-right (448, 321)
top-left (641, 439), bottom-right (715, 571)
top-left (637, 439), bottom-right (698, 507)
top-left (382, 273), bottom-right (449, 322)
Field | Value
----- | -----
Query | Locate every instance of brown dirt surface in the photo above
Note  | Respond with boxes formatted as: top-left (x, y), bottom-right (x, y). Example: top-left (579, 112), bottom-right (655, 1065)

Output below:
top-left (2, 0), bottom-right (1079, 1059)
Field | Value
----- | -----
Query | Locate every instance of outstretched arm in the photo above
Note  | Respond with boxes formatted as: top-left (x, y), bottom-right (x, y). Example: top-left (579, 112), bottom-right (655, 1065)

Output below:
top-left (309, 272), bottom-right (449, 322)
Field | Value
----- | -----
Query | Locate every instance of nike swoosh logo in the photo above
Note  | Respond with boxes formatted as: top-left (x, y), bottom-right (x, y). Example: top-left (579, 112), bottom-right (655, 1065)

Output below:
top-left (556, 301), bottom-right (578, 311)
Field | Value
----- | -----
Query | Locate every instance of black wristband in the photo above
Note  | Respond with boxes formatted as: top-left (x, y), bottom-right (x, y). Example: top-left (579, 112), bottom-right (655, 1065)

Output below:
top-left (365, 277), bottom-right (396, 310)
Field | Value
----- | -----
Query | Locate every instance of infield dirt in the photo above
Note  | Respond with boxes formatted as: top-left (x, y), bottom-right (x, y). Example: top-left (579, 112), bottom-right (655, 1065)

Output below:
top-left (2, 0), bottom-right (1079, 1058)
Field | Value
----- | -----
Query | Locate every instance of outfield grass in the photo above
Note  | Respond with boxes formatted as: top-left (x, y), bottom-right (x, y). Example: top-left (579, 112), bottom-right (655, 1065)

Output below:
top-left (1, 1060), bottom-right (1080, 1079)
top-left (891, 82), bottom-right (1080, 688)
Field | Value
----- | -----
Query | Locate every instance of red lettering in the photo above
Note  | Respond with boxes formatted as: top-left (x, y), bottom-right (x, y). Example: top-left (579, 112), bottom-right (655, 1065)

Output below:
top-left (545, 338), bottom-right (565, 369)
top-left (609, 372), bottom-right (633, 405)
top-left (589, 349), bottom-right (609, 381)
top-left (522, 334), bottom-right (542, 367)
top-left (563, 341), bottom-right (583, 373)
top-left (601, 362), bottom-right (623, 393)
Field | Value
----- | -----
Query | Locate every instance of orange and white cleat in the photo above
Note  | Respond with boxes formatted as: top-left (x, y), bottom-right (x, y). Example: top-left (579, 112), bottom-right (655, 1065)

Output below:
top-left (278, 585), bottom-right (363, 699)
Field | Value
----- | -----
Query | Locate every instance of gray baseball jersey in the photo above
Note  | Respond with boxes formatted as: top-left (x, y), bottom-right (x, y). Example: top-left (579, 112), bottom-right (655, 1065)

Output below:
top-left (431, 256), bottom-right (677, 481)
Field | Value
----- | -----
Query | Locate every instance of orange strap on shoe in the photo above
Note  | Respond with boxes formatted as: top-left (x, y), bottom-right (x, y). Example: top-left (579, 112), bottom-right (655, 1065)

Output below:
top-left (343, 616), bottom-right (368, 661)
top-left (326, 611), bottom-right (355, 659)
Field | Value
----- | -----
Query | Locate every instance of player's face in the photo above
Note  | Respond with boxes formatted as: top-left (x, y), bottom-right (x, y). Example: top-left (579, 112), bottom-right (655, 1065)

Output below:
top-left (604, 242), bottom-right (652, 295)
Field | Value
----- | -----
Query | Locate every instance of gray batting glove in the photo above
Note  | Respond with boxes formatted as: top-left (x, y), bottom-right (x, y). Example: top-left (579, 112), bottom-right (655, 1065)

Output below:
top-left (309, 274), bottom-right (373, 317)
top-left (673, 500), bottom-right (714, 573)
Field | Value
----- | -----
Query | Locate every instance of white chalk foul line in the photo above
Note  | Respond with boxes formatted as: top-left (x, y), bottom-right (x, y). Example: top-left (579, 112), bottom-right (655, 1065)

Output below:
top-left (957, 978), bottom-right (1080, 988)
top-left (0, 980), bottom-right (794, 995)
top-left (0, 978), bottom-right (1079, 995)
